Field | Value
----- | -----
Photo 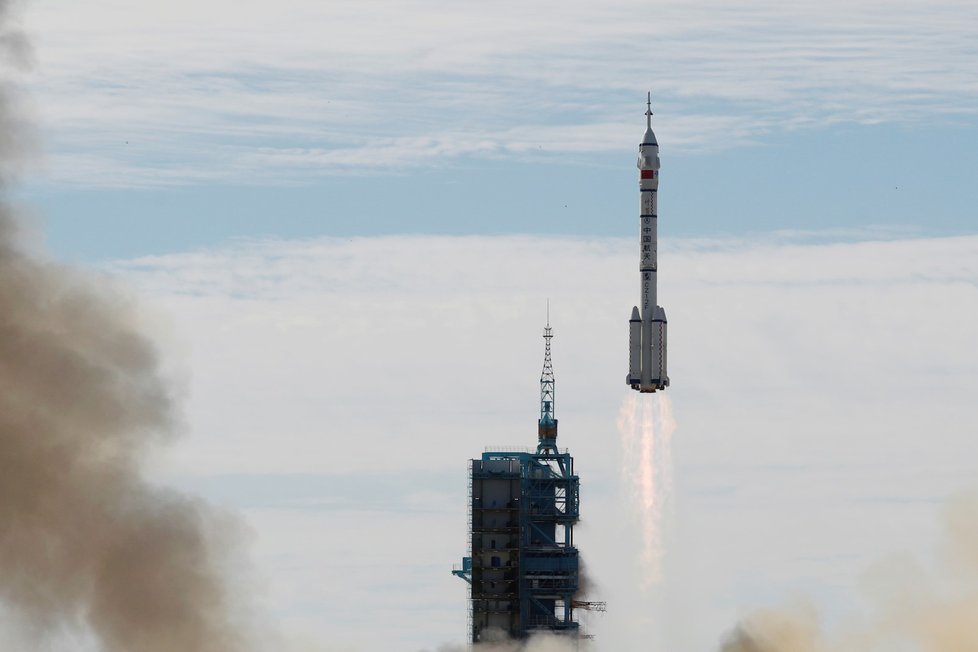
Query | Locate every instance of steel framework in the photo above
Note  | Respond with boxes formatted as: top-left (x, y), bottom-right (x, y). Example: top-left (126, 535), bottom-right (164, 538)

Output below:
top-left (454, 319), bottom-right (583, 643)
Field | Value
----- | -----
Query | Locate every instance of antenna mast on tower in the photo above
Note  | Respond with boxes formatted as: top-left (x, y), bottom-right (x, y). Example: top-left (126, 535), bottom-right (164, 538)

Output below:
top-left (538, 305), bottom-right (557, 452)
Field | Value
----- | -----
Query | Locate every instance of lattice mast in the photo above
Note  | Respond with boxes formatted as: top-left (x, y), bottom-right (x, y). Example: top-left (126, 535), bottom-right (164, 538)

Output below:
top-left (537, 306), bottom-right (558, 452)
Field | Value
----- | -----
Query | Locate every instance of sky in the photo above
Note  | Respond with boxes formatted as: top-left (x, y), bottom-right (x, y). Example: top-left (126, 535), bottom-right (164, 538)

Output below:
top-left (3, 0), bottom-right (978, 651)
top-left (12, 0), bottom-right (978, 260)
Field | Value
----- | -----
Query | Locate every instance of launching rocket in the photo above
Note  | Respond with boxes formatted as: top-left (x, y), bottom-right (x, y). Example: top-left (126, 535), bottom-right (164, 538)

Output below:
top-left (627, 94), bottom-right (669, 393)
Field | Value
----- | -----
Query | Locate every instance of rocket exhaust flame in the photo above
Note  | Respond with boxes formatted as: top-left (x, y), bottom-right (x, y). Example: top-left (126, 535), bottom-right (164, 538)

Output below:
top-left (638, 399), bottom-right (661, 579)
top-left (0, 4), bottom-right (255, 650)
top-left (618, 392), bottom-right (675, 587)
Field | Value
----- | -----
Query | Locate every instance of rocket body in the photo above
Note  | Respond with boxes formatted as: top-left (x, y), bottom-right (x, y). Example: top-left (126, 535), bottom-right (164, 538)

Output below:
top-left (627, 98), bottom-right (669, 393)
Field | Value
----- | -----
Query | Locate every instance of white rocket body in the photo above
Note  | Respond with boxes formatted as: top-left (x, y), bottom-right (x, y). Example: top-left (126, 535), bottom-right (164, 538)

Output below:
top-left (628, 100), bottom-right (669, 393)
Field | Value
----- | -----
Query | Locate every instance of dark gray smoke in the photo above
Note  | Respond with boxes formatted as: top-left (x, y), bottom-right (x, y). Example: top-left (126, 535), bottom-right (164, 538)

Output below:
top-left (0, 3), bottom-right (252, 650)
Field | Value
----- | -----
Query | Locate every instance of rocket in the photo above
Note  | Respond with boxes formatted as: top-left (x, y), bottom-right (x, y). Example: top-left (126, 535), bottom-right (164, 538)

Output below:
top-left (627, 93), bottom-right (669, 393)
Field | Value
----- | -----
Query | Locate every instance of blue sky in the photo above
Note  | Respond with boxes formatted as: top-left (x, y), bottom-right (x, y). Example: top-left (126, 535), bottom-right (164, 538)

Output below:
top-left (14, 0), bottom-right (978, 260)
top-left (30, 121), bottom-right (978, 260)
top-left (6, 1), bottom-right (978, 651)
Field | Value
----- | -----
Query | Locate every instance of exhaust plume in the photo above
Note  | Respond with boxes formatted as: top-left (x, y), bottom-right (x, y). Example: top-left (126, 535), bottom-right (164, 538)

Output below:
top-left (617, 392), bottom-right (676, 586)
top-left (0, 3), bottom-right (253, 650)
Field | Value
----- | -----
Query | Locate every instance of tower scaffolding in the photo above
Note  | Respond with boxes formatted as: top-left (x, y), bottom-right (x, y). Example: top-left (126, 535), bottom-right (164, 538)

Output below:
top-left (454, 318), bottom-right (583, 642)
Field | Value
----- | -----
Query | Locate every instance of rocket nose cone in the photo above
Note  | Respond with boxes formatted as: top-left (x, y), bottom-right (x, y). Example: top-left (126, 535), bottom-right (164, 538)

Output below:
top-left (631, 306), bottom-right (641, 320)
top-left (643, 126), bottom-right (658, 146)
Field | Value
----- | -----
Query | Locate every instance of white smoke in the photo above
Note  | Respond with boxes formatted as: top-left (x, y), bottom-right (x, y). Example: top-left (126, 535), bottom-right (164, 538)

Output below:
top-left (720, 491), bottom-right (978, 652)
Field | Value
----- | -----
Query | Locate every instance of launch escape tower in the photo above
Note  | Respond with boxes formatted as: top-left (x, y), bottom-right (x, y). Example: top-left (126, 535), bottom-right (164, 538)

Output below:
top-left (453, 320), bottom-right (582, 642)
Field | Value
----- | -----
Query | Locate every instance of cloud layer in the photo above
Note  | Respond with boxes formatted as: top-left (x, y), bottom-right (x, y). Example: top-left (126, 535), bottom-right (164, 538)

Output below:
top-left (21, 0), bottom-right (978, 185)
top-left (105, 231), bottom-right (978, 651)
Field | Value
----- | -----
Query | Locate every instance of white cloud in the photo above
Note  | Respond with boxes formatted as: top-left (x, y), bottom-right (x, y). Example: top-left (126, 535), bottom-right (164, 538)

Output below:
top-left (20, 0), bottom-right (978, 185)
top-left (107, 231), bottom-right (978, 651)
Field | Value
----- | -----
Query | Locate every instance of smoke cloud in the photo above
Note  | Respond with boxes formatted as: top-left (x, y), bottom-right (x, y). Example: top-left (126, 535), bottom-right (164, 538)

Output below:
top-left (720, 492), bottom-right (978, 652)
top-left (422, 632), bottom-right (590, 652)
top-left (0, 2), bottom-right (254, 650)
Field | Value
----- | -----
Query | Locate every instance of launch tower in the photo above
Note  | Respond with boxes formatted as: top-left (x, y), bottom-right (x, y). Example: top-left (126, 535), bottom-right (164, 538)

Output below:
top-left (453, 319), bottom-right (581, 642)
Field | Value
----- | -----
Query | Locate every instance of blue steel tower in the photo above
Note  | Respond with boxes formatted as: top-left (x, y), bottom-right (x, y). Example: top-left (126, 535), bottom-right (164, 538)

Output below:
top-left (453, 318), bottom-right (581, 643)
